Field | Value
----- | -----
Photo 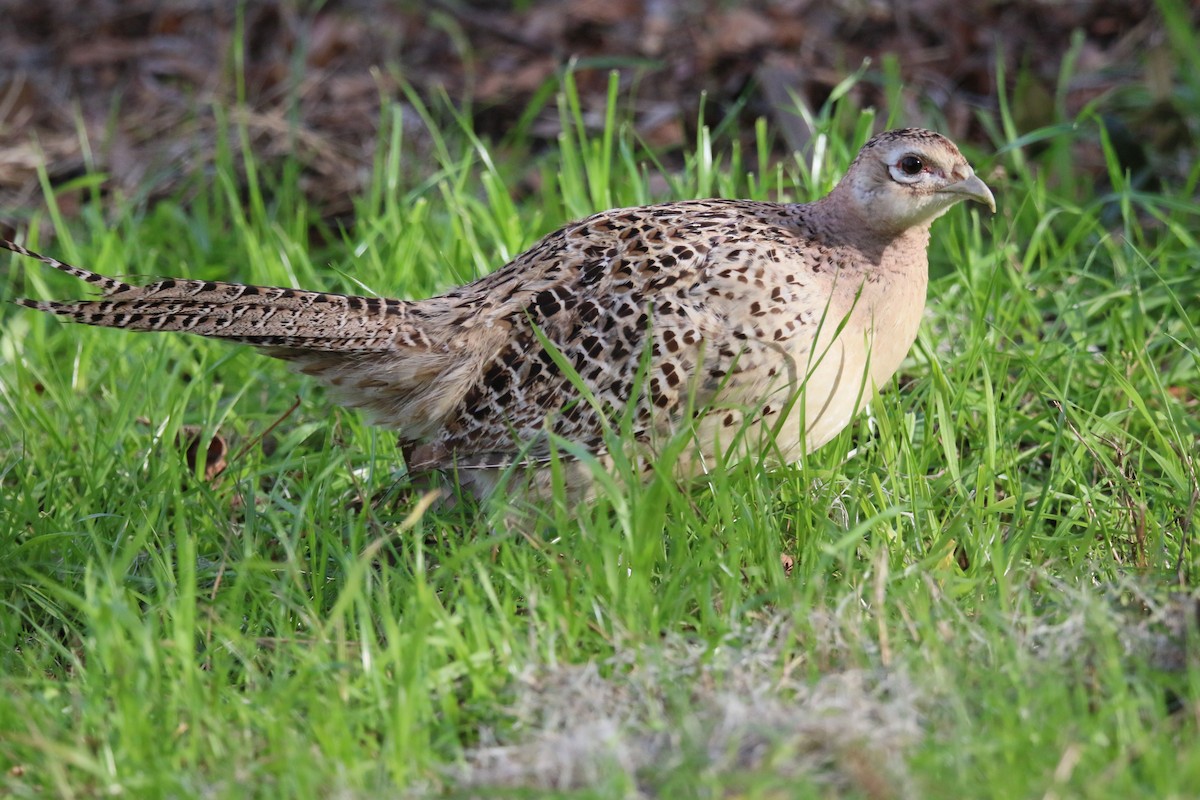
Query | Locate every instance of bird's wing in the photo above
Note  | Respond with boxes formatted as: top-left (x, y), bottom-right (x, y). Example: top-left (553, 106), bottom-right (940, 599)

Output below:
top-left (409, 199), bottom-right (826, 471)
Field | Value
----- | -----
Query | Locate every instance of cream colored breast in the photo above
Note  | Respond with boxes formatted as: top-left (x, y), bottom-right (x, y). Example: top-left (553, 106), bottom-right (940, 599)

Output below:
top-left (767, 264), bottom-right (928, 459)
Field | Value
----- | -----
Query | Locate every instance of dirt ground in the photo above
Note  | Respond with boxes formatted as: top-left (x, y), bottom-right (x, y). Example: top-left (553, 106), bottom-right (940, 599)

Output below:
top-left (0, 0), bottom-right (1192, 224)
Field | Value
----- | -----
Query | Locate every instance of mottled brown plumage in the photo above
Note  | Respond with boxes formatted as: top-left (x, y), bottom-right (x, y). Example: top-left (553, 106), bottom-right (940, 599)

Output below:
top-left (4, 128), bottom-right (994, 501)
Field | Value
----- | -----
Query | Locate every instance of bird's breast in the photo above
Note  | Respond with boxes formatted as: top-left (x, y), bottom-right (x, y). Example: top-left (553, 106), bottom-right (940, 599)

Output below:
top-left (765, 265), bottom-right (928, 457)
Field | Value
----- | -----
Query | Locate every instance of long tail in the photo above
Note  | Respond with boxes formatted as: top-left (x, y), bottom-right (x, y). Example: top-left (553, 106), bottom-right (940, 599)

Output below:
top-left (2, 239), bottom-right (421, 352)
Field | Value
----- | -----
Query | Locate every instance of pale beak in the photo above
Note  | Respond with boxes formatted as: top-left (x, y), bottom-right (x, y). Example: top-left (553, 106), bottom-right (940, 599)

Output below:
top-left (940, 173), bottom-right (996, 213)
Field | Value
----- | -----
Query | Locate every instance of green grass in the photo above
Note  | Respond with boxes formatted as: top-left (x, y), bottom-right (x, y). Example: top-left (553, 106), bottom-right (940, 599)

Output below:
top-left (1, 63), bottom-right (1198, 798)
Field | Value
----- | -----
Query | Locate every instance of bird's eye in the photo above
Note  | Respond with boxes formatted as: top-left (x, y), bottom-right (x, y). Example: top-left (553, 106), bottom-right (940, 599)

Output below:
top-left (898, 155), bottom-right (925, 176)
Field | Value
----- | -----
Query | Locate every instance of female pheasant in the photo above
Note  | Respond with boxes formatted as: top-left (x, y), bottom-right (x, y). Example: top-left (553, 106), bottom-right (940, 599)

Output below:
top-left (4, 128), bottom-right (994, 501)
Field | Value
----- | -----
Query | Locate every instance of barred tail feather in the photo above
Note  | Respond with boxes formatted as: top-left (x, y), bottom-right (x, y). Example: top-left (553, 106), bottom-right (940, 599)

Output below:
top-left (3, 239), bottom-right (418, 352)
top-left (2, 238), bottom-right (133, 294)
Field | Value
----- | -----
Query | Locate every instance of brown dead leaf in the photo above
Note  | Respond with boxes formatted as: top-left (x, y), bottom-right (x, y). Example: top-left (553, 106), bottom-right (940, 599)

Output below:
top-left (176, 425), bottom-right (228, 482)
top-left (477, 55), bottom-right (559, 103)
top-left (567, 0), bottom-right (641, 27)
top-left (704, 7), bottom-right (776, 59)
top-left (1167, 385), bottom-right (1195, 405)
top-left (307, 14), bottom-right (366, 69)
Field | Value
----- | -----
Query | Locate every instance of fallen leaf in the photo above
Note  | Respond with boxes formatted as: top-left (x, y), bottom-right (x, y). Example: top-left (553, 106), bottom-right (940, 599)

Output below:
top-left (176, 425), bottom-right (228, 482)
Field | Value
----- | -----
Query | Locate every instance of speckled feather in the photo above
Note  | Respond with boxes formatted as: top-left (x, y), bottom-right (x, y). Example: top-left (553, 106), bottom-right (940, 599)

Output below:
top-left (3, 128), bottom-right (993, 500)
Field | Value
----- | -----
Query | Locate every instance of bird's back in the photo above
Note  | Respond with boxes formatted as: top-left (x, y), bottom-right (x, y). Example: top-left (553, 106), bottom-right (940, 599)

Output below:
top-left (396, 197), bottom-right (891, 479)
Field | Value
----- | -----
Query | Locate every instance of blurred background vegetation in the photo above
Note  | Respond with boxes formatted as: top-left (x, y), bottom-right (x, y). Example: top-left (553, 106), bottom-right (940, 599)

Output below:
top-left (1, 0), bottom-right (1195, 226)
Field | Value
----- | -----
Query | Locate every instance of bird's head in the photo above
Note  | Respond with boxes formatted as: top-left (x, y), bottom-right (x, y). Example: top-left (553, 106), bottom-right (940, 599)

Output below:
top-left (831, 128), bottom-right (995, 237)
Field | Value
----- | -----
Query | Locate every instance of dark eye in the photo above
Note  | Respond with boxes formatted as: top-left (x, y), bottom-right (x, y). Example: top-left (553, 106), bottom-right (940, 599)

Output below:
top-left (898, 155), bottom-right (925, 176)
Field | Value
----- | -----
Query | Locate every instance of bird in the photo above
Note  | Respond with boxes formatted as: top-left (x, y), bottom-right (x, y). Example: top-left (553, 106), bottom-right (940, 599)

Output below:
top-left (3, 128), bottom-right (994, 504)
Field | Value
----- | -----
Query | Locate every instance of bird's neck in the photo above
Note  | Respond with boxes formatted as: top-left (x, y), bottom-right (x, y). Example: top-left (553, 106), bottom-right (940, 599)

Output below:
top-left (801, 195), bottom-right (934, 273)
top-left (881, 226), bottom-right (933, 273)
